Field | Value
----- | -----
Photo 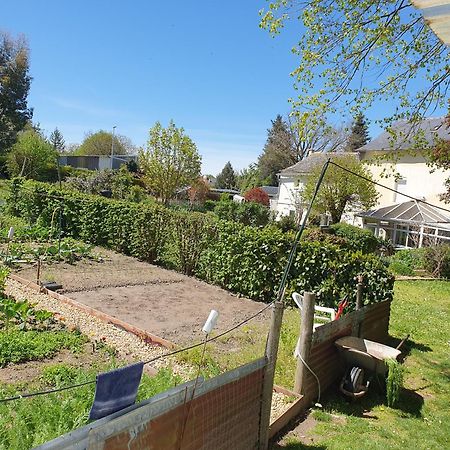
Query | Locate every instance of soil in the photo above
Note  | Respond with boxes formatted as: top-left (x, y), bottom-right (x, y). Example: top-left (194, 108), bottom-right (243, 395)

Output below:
top-left (15, 249), bottom-right (270, 345)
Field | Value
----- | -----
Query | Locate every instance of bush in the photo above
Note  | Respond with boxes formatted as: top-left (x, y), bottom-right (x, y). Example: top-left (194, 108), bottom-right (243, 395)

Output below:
top-left (423, 245), bottom-right (450, 279)
top-left (244, 187), bottom-right (269, 206)
top-left (213, 197), bottom-right (270, 227)
top-left (329, 223), bottom-right (382, 254)
top-left (388, 249), bottom-right (426, 276)
top-left (7, 179), bottom-right (394, 307)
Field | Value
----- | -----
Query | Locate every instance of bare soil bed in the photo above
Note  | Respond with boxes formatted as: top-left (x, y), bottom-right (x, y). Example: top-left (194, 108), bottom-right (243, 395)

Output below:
top-left (15, 249), bottom-right (270, 345)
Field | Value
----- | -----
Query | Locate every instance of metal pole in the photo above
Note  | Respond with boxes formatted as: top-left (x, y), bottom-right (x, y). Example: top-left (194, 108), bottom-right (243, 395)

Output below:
top-left (259, 301), bottom-right (284, 450)
top-left (111, 125), bottom-right (117, 169)
top-left (356, 274), bottom-right (364, 310)
top-left (294, 292), bottom-right (316, 394)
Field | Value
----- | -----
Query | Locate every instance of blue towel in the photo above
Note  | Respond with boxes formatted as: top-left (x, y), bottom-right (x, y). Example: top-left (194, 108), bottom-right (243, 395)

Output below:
top-left (89, 362), bottom-right (144, 420)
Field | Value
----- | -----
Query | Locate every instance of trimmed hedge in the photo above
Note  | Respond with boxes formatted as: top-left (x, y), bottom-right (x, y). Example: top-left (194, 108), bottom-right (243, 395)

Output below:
top-left (7, 179), bottom-right (394, 307)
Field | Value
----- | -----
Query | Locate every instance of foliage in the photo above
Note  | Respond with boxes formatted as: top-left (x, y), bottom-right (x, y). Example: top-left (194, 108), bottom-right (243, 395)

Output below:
top-left (347, 113), bottom-right (370, 151)
top-left (6, 129), bottom-right (58, 180)
top-left (275, 215), bottom-right (297, 233)
top-left (8, 179), bottom-right (393, 305)
top-left (0, 365), bottom-right (181, 449)
top-left (0, 329), bottom-right (87, 366)
top-left (213, 196), bottom-right (271, 227)
top-left (139, 121), bottom-right (201, 204)
top-left (49, 127), bottom-right (65, 152)
top-left (387, 249), bottom-right (426, 276)
top-left (260, 1), bottom-right (449, 127)
top-left (329, 223), bottom-right (381, 254)
top-left (244, 187), bottom-right (270, 206)
top-left (187, 177), bottom-right (210, 204)
top-left (0, 32), bottom-right (32, 153)
top-left (385, 358), bottom-right (404, 407)
top-left (423, 244), bottom-right (450, 279)
top-left (258, 115), bottom-right (295, 186)
top-left (74, 130), bottom-right (131, 156)
top-left (302, 155), bottom-right (379, 223)
top-left (236, 163), bottom-right (263, 193)
top-left (66, 166), bottom-right (145, 202)
top-left (215, 161), bottom-right (237, 189)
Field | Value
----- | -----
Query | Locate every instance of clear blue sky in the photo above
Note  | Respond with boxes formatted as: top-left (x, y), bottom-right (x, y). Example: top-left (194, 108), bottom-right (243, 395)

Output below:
top-left (2, 0), bottom-right (445, 174)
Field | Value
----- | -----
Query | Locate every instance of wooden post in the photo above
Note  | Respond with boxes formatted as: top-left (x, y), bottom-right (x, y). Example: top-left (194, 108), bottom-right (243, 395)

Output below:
top-left (356, 274), bottom-right (364, 310)
top-left (294, 292), bottom-right (315, 395)
top-left (36, 258), bottom-right (41, 285)
top-left (259, 301), bottom-right (284, 450)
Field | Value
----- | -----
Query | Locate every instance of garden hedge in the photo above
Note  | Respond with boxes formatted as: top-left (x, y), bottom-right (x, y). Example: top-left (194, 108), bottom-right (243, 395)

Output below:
top-left (7, 179), bottom-right (394, 307)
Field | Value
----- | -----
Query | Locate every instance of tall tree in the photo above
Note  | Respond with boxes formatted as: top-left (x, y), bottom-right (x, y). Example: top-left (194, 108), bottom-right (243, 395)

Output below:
top-left (258, 115), bottom-right (294, 186)
top-left (237, 163), bottom-right (263, 193)
top-left (75, 130), bottom-right (132, 156)
top-left (260, 1), bottom-right (449, 127)
top-left (302, 155), bottom-right (378, 223)
top-left (6, 129), bottom-right (57, 180)
top-left (49, 127), bottom-right (65, 152)
top-left (139, 121), bottom-right (201, 204)
top-left (0, 32), bottom-right (32, 152)
top-left (346, 113), bottom-right (370, 151)
top-left (215, 161), bottom-right (237, 189)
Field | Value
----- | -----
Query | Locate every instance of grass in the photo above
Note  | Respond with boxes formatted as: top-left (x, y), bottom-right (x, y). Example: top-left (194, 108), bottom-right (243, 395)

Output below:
top-left (275, 280), bottom-right (450, 449)
top-left (0, 364), bottom-right (182, 450)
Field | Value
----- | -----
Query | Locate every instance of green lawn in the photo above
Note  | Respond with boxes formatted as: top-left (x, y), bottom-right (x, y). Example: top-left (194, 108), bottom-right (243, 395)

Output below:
top-left (274, 280), bottom-right (450, 450)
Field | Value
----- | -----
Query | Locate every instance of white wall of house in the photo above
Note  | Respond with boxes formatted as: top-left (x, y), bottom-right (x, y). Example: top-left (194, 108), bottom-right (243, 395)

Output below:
top-left (276, 175), bottom-right (306, 219)
top-left (361, 153), bottom-right (449, 209)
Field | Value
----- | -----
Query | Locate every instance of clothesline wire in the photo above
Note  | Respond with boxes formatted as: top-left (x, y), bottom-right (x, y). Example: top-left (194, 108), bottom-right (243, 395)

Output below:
top-left (0, 300), bottom-right (274, 404)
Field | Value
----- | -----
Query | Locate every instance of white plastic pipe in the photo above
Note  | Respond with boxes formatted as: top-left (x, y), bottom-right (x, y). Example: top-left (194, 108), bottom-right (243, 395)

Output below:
top-left (8, 227), bottom-right (14, 240)
top-left (202, 309), bottom-right (219, 334)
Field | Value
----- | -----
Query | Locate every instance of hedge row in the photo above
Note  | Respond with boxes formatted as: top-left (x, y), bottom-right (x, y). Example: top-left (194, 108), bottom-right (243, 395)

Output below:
top-left (7, 179), bottom-right (394, 307)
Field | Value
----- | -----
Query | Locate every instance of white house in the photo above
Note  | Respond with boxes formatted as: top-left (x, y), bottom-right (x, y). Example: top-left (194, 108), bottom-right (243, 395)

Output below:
top-left (276, 153), bottom-right (358, 219)
top-left (275, 117), bottom-right (450, 247)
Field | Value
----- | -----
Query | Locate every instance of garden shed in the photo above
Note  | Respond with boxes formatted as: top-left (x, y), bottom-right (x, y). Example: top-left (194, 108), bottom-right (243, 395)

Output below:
top-left (357, 200), bottom-right (450, 248)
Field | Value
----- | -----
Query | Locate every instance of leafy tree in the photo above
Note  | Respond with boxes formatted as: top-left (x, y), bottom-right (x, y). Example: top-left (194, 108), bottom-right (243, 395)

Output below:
top-left (215, 161), bottom-right (237, 189)
top-left (188, 177), bottom-right (210, 204)
top-left (428, 114), bottom-right (450, 203)
top-left (213, 196), bottom-right (270, 227)
top-left (6, 129), bottom-right (58, 180)
top-left (347, 113), bottom-right (370, 151)
top-left (139, 121), bottom-right (201, 204)
top-left (260, 1), bottom-right (449, 126)
top-left (49, 127), bottom-right (65, 152)
top-left (237, 163), bottom-right (263, 193)
top-left (302, 156), bottom-right (378, 223)
top-left (75, 130), bottom-right (131, 156)
top-left (244, 187), bottom-right (269, 207)
top-left (0, 32), bottom-right (32, 152)
top-left (258, 115), bottom-right (294, 185)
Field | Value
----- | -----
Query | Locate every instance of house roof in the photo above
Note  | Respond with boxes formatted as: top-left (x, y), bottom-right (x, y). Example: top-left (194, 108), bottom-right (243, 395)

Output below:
top-left (260, 186), bottom-right (278, 198)
top-left (279, 152), bottom-right (359, 176)
top-left (411, 1), bottom-right (450, 45)
top-left (358, 117), bottom-right (449, 153)
top-left (357, 200), bottom-right (450, 229)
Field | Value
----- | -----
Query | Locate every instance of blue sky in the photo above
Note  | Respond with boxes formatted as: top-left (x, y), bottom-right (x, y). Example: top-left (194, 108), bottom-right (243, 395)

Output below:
top-left (2, 1), bottom-right (445, 174)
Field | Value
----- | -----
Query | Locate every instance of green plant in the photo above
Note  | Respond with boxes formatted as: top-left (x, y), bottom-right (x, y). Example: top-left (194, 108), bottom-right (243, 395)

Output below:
top-left (0, 329), bottom-right (87, 366)
top-left (388, 248), bottom-right (426, 276)
top-left (330, 223), bottom-right (382, 254)
top-left (385, 358), bottom-right (404, 407)
top-left (423, 244), bottom-right (450, 279)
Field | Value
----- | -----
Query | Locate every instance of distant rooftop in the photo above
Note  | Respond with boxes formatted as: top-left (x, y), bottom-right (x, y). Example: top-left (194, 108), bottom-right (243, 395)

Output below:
top-left (260, 186), bottom-right (278, 198)
top-left (358, 117), bottom-right (449, 153)
top-left (279, 152), bottom-right (358, 176)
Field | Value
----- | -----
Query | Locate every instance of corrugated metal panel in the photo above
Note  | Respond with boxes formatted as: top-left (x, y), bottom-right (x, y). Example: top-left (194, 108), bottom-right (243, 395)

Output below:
top-left (412, 0), bottom-right (450, 44)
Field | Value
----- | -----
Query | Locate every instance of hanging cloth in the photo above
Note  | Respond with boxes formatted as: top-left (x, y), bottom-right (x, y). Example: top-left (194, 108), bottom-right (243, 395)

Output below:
top-left (89, 361), bottom-right (144, 420)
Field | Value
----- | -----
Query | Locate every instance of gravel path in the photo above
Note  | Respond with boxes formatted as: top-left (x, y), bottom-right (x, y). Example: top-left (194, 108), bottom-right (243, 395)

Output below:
top-left (5, 278), bottom-right (193, 379)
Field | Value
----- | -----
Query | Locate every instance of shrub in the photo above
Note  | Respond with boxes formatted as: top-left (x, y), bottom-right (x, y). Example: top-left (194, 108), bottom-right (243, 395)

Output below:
top-left (330, 223), bottom-right (382, 254)
top-left (275, 215), bottom-right (297, 233)
top-left (213, 197), bottom-right (270, 227)
top-left (423, 245), bottom-right (450, 279)
top-left (244, 187), bottom-right (269, 206)
top-left (388, 249), bottom-right (426, 276)
top-left (7, 179), bottom-right (394, 307)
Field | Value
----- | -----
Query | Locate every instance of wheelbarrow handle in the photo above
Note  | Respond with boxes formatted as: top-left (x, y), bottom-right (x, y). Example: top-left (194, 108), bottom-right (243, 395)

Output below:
top-left (395, 334), bottom-right (410, 351)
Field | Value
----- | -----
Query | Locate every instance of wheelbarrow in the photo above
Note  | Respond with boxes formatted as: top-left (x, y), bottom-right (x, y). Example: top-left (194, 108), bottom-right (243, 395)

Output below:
top-left (335, 336), bottom-right (404, 399)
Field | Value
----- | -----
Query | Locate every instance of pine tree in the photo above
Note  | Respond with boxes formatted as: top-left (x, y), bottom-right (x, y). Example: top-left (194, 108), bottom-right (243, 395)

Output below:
top-left (215, 161), bottom-right (237, 189)
top-left (258, 115), bottom-right (295, 186)
top-left (347, 113), bottom-right (370, 151)
top-left (49, 127), bottom-right (65, 151)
